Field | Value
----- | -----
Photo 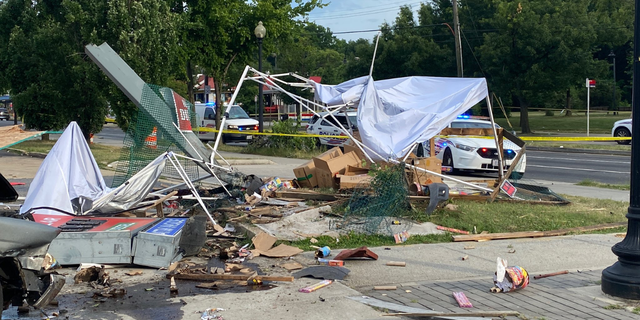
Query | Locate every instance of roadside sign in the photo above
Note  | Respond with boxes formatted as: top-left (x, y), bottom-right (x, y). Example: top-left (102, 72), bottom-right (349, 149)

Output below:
top-left (586, 79), bottom-right (596, 88)
top-left (204, 85), bottom-right (211, 95)
top-left (500, 180), bottom-right (517, 198)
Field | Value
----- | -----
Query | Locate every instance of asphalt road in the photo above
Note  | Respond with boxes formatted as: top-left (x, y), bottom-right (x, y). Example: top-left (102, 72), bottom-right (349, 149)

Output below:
top-left (525, 150), bottom-right (630, 185)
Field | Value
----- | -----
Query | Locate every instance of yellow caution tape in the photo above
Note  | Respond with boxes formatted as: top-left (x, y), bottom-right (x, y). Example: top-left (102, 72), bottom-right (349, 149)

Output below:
top-left (196, 127), bottom-right (349, 139)
top-left (438, 135), bottom-right (631, 141)
top-left (196, 127), bottom-right (630, 142)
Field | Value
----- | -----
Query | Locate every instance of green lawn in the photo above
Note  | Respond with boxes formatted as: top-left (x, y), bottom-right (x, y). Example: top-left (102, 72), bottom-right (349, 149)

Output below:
top-left (494, 111), bottom-right (630, 134)
top-left (281, 194), bottom-right (629, 250)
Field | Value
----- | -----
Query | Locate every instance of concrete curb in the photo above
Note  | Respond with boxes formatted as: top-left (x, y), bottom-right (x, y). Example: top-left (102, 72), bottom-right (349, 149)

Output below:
top-left (6, 148), bottom-right (48, 159)
top-left (528, 146), bottom-right (631, 156)
top-left (225, 159), bottom-right (275, 165)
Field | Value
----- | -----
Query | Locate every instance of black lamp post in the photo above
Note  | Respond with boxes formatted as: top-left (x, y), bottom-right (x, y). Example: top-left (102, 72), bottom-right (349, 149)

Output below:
top-left (602, 0), bottom-right (640, 299)
top-left (254, 21), bottom-right (266, 133)
top-left (609, 50), bottom-right (617, 112)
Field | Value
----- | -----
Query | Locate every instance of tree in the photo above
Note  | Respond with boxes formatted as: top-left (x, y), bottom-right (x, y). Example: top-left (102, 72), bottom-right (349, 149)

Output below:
top-left (183, 0), bottom-right (323, 128)
top-left (0, 0), bottom-right (180, 138)
top-left (478, 0), bottom-right (601, 133)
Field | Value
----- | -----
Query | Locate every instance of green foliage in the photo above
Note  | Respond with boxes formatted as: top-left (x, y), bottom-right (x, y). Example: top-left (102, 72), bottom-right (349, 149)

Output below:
top-left (0, 0), bottom-right (180, 136)
top-left (247, 119), bottom-right (316, 151)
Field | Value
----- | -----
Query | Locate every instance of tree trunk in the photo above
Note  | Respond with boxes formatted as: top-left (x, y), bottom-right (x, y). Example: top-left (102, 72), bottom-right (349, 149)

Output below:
top-left (213, 76), bottom-right (224, 129)
top-left (517, 95), bottom-right (531, 134)
top-left (565, 89), bottom-right (572, 116)
top-left (186, 60), bottom-right (195, 107)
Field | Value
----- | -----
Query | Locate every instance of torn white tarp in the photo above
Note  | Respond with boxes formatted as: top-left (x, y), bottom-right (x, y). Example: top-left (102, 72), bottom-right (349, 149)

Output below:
top-left (313, 76), bottom-right (488, 160)
top-left (20, 122), bottom-right (168, 216)
top-left (20, 122), bottom-right (109, 215)
top-left (90, 153), bottom-right (167, 214)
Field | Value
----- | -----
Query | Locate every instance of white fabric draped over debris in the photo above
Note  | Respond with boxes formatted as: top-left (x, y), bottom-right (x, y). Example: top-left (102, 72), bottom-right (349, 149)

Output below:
top-left (20, 122), bottom-right (110, 215)
top-left (313, 76), bottom-right (489, 160)
top-left (20, 122), bottom-right (167, 216)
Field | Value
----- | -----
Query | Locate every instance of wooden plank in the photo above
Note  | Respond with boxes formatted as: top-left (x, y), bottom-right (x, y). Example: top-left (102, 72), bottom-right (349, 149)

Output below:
top-left (452, 231), bottom-right (544, 242)
top-left (542, 222), bottom-right (626, 237)
top-left (374, 286), bottom-right (397, 290)
top-left (275, 191), bottom-right (342, 201)
top-left (386, 261), bottom-right (406, 267)
top-left (383, 311), bottom-right (520, 318)
top-left (139, 191), bottom-right (178, 216)
top-left (453, 222), bottom-right (625, 242)
top-left (168, 273), bottom-right (294, 282)
top-left (429, 137), bottom-right (435, 157)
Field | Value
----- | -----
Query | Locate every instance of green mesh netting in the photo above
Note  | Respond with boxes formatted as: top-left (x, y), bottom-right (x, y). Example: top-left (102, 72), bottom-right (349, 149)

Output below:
top-left (333, 164), bottom-right (414, 235)
top-left (111, 84), bottom-right (201, 187)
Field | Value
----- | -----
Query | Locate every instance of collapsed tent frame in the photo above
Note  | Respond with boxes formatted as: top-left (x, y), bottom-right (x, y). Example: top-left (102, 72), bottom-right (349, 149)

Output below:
top-left (213, 64), bottom-right (523, 194)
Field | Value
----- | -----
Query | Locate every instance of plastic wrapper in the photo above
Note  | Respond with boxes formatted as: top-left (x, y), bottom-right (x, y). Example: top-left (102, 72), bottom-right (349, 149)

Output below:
top-left (493, 265), bottom-right (529, 292)
top-left (201, 308), bottom-right (225, 320)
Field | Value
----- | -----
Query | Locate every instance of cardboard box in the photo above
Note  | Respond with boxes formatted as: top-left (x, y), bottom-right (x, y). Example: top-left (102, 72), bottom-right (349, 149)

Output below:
top-left (293, 160), bottom-right (317, 188)
top-left (338, 174), bottom-right (373, 189)
top-left (410, 157), bottom-right (442, 185)
top-left (344, 165), bottom-right (369, 176)
top-left (344, 142), bottom-right (369, 167)
top-left (314, 151), bottom-right (361, 189)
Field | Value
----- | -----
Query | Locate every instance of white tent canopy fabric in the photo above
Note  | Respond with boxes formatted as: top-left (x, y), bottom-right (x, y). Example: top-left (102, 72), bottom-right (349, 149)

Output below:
top-left (20, 122), bottom-right (110, 215)
top-left (20, 122), bottom-right (167, 216)
top-left (313, 76), bottom-right (489, 160)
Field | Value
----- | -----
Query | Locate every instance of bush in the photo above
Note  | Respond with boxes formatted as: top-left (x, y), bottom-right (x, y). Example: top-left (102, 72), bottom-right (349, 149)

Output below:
top-left (545, 110), bottom-right (555, 116)
top-left (246, 119), bottom-right (317, 152)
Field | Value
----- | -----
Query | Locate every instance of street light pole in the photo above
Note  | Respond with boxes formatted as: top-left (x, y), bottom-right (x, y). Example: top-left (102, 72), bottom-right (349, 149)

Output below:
top-left (609, 50), bottom-right (617, 113)
top-left (601, 0), bottom-right (640, 299)
top-left (254, 21), bottom-right (266, 133)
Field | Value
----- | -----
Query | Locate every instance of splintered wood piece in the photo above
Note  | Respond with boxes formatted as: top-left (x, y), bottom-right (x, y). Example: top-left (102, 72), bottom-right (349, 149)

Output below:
top-left (170, 277), bottom-right (178, 294)
top-left (386, 261), bottom-right (406, 267)
top-left (374, 286), bottom-right (397, 290)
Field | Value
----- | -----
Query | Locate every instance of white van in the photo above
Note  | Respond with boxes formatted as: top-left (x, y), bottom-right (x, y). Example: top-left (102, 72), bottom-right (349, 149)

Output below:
top-left (195, 103), bottom-right (259, 143)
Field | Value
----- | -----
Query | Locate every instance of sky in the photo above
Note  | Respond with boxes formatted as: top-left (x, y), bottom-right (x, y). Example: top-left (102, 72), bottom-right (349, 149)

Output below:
top-left (306, 0), bottom-right (424, 42)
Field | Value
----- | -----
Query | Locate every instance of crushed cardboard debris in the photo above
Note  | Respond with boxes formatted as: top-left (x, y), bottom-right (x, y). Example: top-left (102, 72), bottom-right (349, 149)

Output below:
top-left (251, 232), bottom-right (303, 257)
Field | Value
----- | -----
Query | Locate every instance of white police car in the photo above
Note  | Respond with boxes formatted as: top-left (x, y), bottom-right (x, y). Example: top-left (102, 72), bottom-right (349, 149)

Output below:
top-left (612, 119), bottom-right (632, 145)
top-left (416, 117), bottom-right (526, 178)
top-left (306, 111), bottom-right (357, 147)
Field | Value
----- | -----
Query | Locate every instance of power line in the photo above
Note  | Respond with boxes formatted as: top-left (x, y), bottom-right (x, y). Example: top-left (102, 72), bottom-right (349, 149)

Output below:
top-left (309, 1), bottom-right (423, 20)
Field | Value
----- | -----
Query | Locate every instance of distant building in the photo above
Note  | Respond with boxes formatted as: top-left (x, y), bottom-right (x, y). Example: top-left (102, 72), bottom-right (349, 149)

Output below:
top-left (193, 75), bottom-right (234, 105)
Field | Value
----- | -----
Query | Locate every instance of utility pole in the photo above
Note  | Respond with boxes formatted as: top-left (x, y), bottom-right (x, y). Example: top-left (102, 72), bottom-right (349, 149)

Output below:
top-left (452, 0), bottom-right (463, 77)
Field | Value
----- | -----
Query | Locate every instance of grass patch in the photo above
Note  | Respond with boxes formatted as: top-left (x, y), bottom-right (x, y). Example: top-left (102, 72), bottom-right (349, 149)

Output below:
top-left (576, 179), bottom-right (630, 191)
top-left (526, 141), bottom-right (630, 151)
top-left (633, 307), bottom-right (640, 315)
top-left (281, 232), bottom-right (452, 251)
top-left (494, 111), bottom-right (630, 134)
top-left (279, 195), bottom-right (628, 250)
top-left (603, 304), bottom-right (624, 310)
top-left (11, 140), bottom-right (123, 169)
top-left (422, 194), bottom-right (628, 234)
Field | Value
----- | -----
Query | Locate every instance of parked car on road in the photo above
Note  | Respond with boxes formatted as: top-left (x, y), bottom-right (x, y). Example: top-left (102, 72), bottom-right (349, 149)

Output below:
top-left (306, 111), bottom-right (357, 147)
top-left (612, 118), bottom-right (632, 145)
top-left (0, 108), bottom-right (9, 121)
top-left (195, 103), bottom-right (258, 143)
top-left (416, 117), bottom-right (526, 179)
